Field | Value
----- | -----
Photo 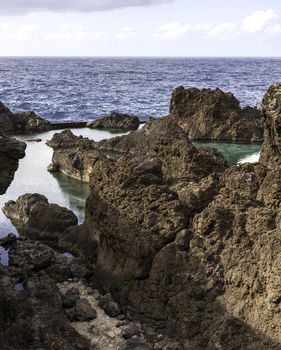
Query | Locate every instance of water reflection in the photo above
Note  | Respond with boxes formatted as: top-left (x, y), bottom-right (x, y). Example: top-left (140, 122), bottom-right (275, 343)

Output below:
top-left (0, 127), bottom-right (262, 238)
top-left (0, 128), bottom-right (126, 237)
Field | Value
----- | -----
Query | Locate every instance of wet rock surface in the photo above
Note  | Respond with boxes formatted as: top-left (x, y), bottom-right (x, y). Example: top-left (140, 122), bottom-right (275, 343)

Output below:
top-left (0, 133), bottom-right (26, 194)
top-left (87, 112), bottom-right (140, 131)
top-left (169, 86), bottom-right (263, 142)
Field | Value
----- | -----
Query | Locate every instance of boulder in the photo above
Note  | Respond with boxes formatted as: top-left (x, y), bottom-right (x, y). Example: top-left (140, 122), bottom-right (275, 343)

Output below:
top-left (3, 193), bottom-right (78, 242)
top-left (169, 86), bottom-right (263, 142)
top-left (0, 133), bottom-right (26, 194)
top-left (87, 112), bottom-right (140, 131)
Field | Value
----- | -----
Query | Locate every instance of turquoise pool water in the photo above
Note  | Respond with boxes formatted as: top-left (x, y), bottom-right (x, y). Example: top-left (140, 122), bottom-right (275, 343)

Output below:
top-left (0, 128), bottom-right (261, 237)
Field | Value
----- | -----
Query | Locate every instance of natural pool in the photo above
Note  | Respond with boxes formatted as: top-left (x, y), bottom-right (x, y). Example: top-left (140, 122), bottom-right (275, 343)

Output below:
top-left (0, 128), bottom-right (261, 238)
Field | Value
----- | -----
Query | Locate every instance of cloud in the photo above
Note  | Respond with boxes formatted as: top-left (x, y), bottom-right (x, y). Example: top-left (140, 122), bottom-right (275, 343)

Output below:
top-left (0, 0), bottom-right (174, 15)
top-left (154, 22), bottom-right (191, 40)
top-left (206, 22), bottom-right (239, 40)
top-left (243, 9), bottom-right (279, 33)
top-left (116, 27), bottom-right (137, 39)
top-left (45, 25), bottom-right (107, 41)
top-left (154, 9), bottom-right (281, 41)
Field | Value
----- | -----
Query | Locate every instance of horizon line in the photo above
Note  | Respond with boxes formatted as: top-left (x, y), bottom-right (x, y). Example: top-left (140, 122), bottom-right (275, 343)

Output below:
top-left (0, 55), bottom-right (280, 59)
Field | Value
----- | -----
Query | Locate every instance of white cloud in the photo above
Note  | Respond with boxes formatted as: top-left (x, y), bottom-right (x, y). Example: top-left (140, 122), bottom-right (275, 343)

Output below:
top-left (0, 0), bottom-right (174, 15)
top-left (154, 22), bottom-right (191, 40)
top-left (206, 22), bottom-right (239, 40)
top-left (45, 26), bottom-right (107, 41)
top-left (243, 9), bottom-right (279, 33)
top-left (154, 9), bottom-right (281, 41)
top-left (116, 27), bottom-right (137, 39)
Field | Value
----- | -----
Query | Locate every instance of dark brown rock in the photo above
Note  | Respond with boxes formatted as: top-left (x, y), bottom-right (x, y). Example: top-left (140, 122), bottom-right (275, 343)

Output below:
top-left (260, 84), bottom-right (281, 167)
top-left (169, 86), bottom-right (263, 142)
top-left (3, 193), bottom-right (78, 242)
top-left (0, 101), bottom-right (51, 134)
top-left (87, 112), bottom-right (140, 131)
top-left (47, 129), bottom-right (106, 182)
top-left (0, 133), bottom-right (26, 194)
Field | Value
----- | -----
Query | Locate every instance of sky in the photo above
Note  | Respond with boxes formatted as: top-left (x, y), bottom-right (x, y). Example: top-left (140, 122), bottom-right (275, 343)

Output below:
top-left (0, 0), bottom-right (281, 56)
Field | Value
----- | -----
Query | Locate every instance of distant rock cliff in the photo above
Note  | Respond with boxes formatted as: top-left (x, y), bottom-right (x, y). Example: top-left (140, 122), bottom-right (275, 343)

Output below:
top-left (170, 86), bottom-right (263, 142)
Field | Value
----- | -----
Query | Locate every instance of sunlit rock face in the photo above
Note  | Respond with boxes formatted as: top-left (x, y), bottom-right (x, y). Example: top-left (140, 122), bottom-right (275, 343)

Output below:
top-left (169, 86), bottom-right (263, 143)
top-left (0, 133), bottom-right (26, 195)
top-left (260, 84), bottom-right (281, 167)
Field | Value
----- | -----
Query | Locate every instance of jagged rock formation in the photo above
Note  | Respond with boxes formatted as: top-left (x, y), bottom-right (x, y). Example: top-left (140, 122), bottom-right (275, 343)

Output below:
top-left (79, 84), bottom-right (281, 348)
top-left (47, 129), bottom-right (108, 183)
top-left (3, 193), bottom-right (78, 243)
top-left (0, 101), bottom-right (51, 134)
top-left (0, 133), bottom-right (26, 194)
top-left (260, 84), bottom-right (281, 167)
top-left (169, 86), bottom-right (263, 142)
top-left (87, 112), bottom-right (140, 131)
top-left (47, 119), bottom-right (228, 188)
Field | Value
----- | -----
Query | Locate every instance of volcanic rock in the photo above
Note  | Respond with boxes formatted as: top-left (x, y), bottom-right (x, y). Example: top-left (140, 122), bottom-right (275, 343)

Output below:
top-left (0, 101), bottom-right (51, 134)
top-left (3, 193), bottom-right (78, 242)
top-left (169, 86), bottom-right (263, 142)
top-left (260, 83), bottom-right (281, 167)
top-left (87, 112), bottom-right (140, 131)
top-left (0, 133), bottom-right (26, 194)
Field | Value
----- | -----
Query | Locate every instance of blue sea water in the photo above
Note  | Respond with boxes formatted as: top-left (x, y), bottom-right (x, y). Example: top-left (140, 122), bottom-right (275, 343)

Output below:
top-left (0, 57), bottom-right (280, 122)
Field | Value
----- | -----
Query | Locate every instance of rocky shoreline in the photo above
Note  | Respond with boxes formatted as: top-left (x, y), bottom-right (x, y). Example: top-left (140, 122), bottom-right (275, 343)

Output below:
top-left (1, 85), bottom-right (281, 349)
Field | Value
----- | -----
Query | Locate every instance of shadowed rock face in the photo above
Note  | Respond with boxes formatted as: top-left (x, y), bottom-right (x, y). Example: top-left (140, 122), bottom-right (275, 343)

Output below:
top-left (3, 193), bottom-right (78, 242)
top-left (0, 133), bottom-right (26, 194)
top-left (260, 84), bottom-right (281, 167)
top-left (87, 112), bottom-right (140, 131)
top-left (169, 86), bottom-right (263, 143)
top-left (77, 85), bottom-right (281, 347)
top-left (0, 101), bottom-right (51, 134)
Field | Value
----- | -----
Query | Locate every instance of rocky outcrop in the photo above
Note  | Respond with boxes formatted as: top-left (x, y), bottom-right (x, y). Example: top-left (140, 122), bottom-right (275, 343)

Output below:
top-left (169, 86), bottom-right (263, 142)
top-left (96, 118), bottom-right (228, 187)
top-left (0, 133), bottom-right (26, 194)
top-left (0, 101), bottom-right (51, 134)
top-left (47, 129), bottom-right (108, 183)
top-left (69, 85), bottom-right (281, 348)
top-left (87, 112), bottom-right (140, 131)
top-left (0, 237), bottom-right (92, 350)
top-left (3, 193), bottom-right (78, 242)
top-left (260, 84), bottom-right (281, 167)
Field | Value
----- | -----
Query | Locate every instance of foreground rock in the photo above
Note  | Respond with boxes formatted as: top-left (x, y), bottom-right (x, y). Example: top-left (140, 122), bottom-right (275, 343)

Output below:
top-left (0, 133), bottom-right (26, 194)
top-left (0, 237), bottom-right (92, 350)
top-left (0, 101), bottom-right (51, 134)
top-left (87, 112), bottom-right (140, 131)
top-left (3, 193), bottom-right (78, 243)
top-left (260, 84), bottom-right (281, 167)
top-left (75, 85), bottom-right (281, 348)
top-left (169, 86), bottom-right (263, 142)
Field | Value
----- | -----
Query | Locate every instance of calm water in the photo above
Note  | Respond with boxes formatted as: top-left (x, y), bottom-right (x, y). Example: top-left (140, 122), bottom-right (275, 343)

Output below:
top-left (0, 127), bottom-right (260, 238)
top-left (0, 128), bottom-right (127, 237)
top-left (0, 57), bottom-right (280, 122)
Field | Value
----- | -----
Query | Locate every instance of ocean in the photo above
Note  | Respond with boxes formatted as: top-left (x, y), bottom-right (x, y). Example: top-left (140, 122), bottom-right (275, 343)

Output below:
top-left (0, 57), bottom-right (280, 122)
